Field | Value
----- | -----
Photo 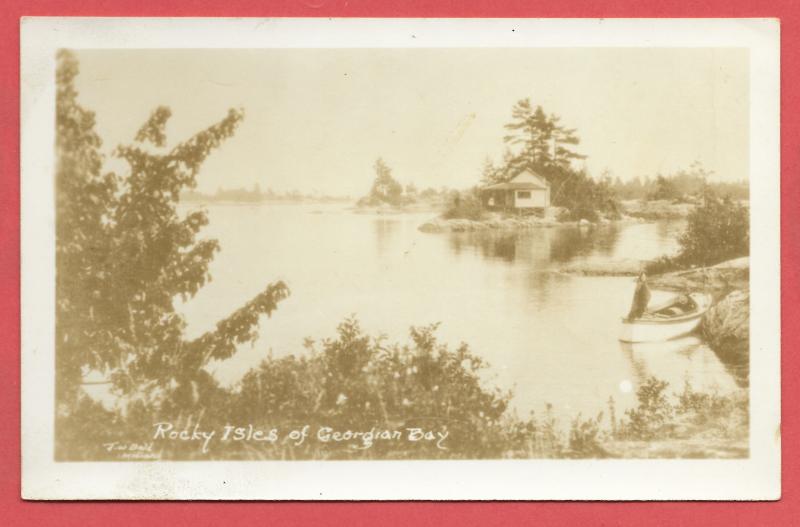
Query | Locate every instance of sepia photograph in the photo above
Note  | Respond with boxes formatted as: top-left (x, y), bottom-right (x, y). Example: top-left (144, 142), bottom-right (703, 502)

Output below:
top-left (20, 18), bottom-right (780, 500)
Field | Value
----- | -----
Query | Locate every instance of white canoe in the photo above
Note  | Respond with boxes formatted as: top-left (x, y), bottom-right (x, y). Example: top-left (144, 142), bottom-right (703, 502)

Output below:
top-left (619, 292), bottom-right (712, 343)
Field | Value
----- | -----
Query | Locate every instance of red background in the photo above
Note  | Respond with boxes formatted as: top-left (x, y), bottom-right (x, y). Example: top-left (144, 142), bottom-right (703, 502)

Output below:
top-left (1, 1), bottom-right (796, 525)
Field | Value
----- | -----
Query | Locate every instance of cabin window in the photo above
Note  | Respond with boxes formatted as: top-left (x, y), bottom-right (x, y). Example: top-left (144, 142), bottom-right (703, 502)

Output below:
top-left (517, 191), bottom-right (531, 199)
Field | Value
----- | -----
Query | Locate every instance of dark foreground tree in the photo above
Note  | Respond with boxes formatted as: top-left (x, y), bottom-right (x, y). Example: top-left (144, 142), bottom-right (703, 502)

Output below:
top-left (55, 50), bottom-right (289, 451)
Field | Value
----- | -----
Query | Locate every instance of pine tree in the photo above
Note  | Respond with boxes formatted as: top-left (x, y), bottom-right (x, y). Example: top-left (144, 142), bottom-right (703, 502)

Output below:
top-left (480, 156), bottom-right (505, 185)
top-left (368, 157), bottom-right (403, 206)
top-left (502, 98), bottom-right (585, 174)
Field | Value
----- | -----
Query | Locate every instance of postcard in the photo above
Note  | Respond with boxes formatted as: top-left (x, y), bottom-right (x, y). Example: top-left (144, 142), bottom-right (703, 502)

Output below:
top-left (20, 17), bottom-right (780, 500)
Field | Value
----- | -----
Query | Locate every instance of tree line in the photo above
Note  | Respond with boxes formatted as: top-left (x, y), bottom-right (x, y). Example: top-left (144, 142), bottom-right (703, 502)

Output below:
top-left (181, 184), bottom-right (350, 204)
top-left (606, 163), bottom-right (748, 202)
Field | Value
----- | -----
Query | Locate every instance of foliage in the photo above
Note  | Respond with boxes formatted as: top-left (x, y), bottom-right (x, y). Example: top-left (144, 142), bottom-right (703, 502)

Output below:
top-left (61, 318), bottom-right (528, 460)
top-left (503, 99), bottom-right (585, 170)
top-left (55, 50), bottom-right (289, 450)
top-left (618, 377), bottom-right (674, 440)
top-left (677, 191), bottom-right (749, 266)
top-left (645, 190), bottom-right (749, 273)
top-left (649, 175), bottom-right (681, 201)
top-left (228, 317), bottom-right (516, 458)
top-left (615, 377), bottom-right (749, 443)
top-left (566, 413), bottom-right (609, 458)
top-left (609, 163), bottom-right (748, 202)
top-left (675, 381), bottom-right (749, 437)
top-left (358, 157), bottom-right (405, 207)
top-left (442, 187), bottom-right (486, 221)
top-left (56, 50), bottom-right (119, 405)
top-left (553, 170), bottom-right (620, 221)
top-left (58, 314), bottom-right (748, 460)
top-left (479, 156), bottom-right (508, 186)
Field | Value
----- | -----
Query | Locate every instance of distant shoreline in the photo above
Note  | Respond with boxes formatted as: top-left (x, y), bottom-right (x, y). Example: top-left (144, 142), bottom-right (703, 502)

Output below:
top-left (180, 197), bottom-right (353, 206)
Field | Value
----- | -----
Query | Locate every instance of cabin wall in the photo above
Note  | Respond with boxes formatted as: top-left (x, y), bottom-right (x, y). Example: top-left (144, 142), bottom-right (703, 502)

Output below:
top-left (513, 189), bottom-right (548, 208)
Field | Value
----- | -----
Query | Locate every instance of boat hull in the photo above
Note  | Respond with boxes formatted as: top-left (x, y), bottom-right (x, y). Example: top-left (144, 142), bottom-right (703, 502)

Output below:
top-left (618, 292), bottom-right (712, 343)
top-left (619, 314), bottom-right (704, 343)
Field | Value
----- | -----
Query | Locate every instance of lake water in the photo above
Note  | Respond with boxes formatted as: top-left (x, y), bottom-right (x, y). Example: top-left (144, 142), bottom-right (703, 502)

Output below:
top-left (177, 202), bottom-right (744, 422)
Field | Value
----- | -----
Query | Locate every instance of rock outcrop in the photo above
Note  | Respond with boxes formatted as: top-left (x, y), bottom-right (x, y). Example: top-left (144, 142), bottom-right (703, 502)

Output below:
top-left (558, 259), bottom-right (644, 276)
top-left (700, 289), bottom-right (749, 363)
top-left (418, 211), bottom-right (641, 233)
top-left (418, 216), bottom-right (560, 233)
top-left (648, 257), bottom-right (749, 294)
top-left (648, 257), bottom-right (749, 366)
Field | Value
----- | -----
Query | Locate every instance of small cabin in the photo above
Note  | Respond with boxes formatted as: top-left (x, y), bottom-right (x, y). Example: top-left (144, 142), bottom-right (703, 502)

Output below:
top-left (481, 169), bottom-right (551, 210)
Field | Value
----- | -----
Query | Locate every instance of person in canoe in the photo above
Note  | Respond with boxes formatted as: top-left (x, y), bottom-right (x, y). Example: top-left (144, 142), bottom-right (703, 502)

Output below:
top-left (627, 271), bottom-right (651, 321)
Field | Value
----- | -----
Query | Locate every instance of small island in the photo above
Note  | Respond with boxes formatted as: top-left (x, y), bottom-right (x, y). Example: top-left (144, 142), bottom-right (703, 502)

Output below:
top-left (408, 100), bottom-right (748, 233)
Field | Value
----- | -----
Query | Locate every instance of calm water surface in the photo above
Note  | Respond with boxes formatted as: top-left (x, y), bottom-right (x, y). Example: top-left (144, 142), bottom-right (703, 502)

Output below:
top-left (178, 202), bottom-right (743, 421)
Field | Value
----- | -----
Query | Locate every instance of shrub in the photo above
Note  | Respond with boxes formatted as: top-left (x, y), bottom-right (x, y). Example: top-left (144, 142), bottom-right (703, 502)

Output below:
top-left (442, 188), bottom-right (486, 221)
top-left (618, 377), bottom-right (674, 440)
top-left (677, 191), bottom-right (749, 266)
top-left (646, 191), bottom-right (749, 273)
top-left (648, 175), bottom-right (681, 201)
top-left (57, 339), bottom-right (749, 459)
top-left (229, 317), bottom-right (515, 458)
top-left (674, 380), bottom-right (749, 437)
top-left (551, 169), bottom-right (620, 222)
top-left (566, 413), bottom-right (609, 458)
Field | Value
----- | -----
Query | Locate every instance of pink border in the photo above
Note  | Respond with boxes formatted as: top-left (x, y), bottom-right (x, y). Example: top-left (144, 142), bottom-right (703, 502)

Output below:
top-left (2, 2), bottom-right (796, 523)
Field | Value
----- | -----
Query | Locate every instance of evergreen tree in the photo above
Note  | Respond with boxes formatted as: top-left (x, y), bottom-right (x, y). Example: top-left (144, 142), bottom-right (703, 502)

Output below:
top-left (479, 156), bottom-right (505, 185)
top-left (502, 98), bottom-right (585, 173)
top-left (366, 157), bottom-right (403, 206)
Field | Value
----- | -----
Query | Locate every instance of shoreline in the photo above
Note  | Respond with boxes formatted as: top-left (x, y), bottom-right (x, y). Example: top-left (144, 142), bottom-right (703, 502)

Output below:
top-left (417, 214), bottom-right (646, 233)
top-left (417, 199), bottom-right (695, 233)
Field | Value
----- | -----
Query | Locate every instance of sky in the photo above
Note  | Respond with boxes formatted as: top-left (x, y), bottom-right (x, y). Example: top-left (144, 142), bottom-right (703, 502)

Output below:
top-left (73, 48), bottom-right (749, 196)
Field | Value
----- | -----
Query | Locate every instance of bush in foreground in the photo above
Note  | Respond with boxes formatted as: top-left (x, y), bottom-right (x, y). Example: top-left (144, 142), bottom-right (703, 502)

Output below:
top-left (58, 320), bottom-right (748, 461)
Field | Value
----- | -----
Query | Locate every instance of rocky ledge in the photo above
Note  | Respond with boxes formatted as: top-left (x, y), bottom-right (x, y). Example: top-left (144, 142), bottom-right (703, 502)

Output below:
top-left (648, 257), bottom-right (749, 294)
top-left (418, 208), bottom-right (642, 233)
top-left (556, 259), bottom-right (644, 276)
top-left (700, 289), bottom-right (749, 364)
top-left (419, 216), bottom-right (561, 233)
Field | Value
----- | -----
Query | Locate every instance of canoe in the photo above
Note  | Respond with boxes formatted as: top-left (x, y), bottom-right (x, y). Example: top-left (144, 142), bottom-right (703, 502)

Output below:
top-left (618, 292), bottom-right (712, 343)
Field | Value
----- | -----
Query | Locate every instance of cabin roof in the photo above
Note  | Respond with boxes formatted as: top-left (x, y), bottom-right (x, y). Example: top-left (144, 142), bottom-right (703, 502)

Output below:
top-left (482, 169), bottom-right (550, 191)
top-left (482, 181), bottom-right (548, 191)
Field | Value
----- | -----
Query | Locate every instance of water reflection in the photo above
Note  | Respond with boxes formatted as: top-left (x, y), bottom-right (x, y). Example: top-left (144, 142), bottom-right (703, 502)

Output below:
top-left (447, 225), bottom-right (624, 267)
top-left (549, 225), bottom-right (621, 262)
top-left (449, 230), bottom-right (554, 266)
top-left (619, 336), bottom-right (743, 392)
top-left (373, 218), bottom-right (398, 256)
